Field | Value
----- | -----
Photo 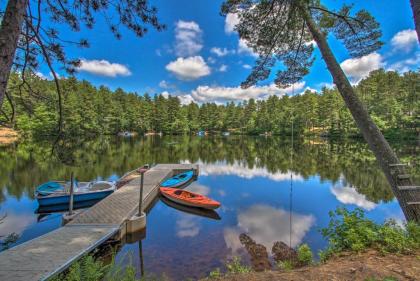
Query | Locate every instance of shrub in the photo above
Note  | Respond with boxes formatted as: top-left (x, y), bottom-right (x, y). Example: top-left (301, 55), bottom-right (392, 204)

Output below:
top-left (225, 257), bottom-right (251, 274)
top-left (208, 268), bottom-right (221, 279)
top-left (276, 260), bottom-right (294, 271)
top-left (377, 220), bottom-right (415, 254)
top-left (297, 244), bottom-right (313, 265)
top-left (320, 207), bottom-right (420, 261)
top-left (321, 208), bottom-right (379, 253)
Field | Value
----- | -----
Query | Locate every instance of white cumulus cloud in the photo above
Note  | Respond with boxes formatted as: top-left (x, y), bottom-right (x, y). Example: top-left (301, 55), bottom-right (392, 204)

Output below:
top-left (387, 51), bottom-right (420, 73)
top-left (78, 59), bottom-right (131, 77)
top-left (391, 29), bottom-right (418, 52)
top-left (159, 80), bottom-right (176, 89)
top-left (211, 47), bottom-right (234, 57)
top-left (340, 52), bottom-right (384, 83)
top-left (225, 13), bottom-right (240, 34)
top-left (219, 64), bottom-right (228, 72)
top-left (225, 13), bottom-right (258, 57)
top-left (177, 94), bottom-right (195, 105)
top-left (166, 56), bottom-right (211, 81)
top-left (164, 82), bottom-right (305, 105)
top-left (175, 20), bottom-right (203, 57)
top-left (189, 82), bottom-right (304, 103)
top-left (238, 38), bottom-right (258, 57)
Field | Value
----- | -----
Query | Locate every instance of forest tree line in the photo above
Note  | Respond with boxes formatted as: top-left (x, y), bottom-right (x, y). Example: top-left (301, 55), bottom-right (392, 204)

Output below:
top-left (0, 69), bottom-right (418, 138)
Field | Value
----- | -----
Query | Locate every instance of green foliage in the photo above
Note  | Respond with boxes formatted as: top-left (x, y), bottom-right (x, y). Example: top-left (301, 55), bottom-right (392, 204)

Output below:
top-left (225, 257), bottom-right (251, 274)
top-left (297, 244), bottom-right (313, 265)
top-left (276, 260), bottom-right (294, 271)
top-left (208, 268), bottom-right (221, 279)
top-left (221, 1), bottom-right (382, 88)
top-left (49, 255), bottom-right (109, 281)
top-left (49, 254), bottom-right (165, 281)
top-left (364, 277), bottom-right (397, 281)
top-left (320, 207), bottom-right (420, 261)
top-left (2, 70), bottom-right (419, 139)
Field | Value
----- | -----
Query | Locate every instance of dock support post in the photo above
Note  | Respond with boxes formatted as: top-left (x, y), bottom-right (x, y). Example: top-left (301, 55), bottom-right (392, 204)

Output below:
top-left (63, 172), bottom-right (76, 224)
top-left (127, 164), bottom-right (149, 234)
top-left (138, 168), bottom-right (145, 215)
top-left (69, 172), bottom-right (74, 215)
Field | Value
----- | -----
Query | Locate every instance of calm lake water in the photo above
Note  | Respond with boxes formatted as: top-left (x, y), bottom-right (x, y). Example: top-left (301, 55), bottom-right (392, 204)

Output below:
top-left (0, 136), bottom-right (418, 280)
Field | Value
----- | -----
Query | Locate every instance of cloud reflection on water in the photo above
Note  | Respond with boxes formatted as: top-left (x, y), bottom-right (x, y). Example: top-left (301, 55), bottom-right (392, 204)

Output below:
top-left (183, 160), bottom-right (304, 182)
top-left (330, 177), bottom-right (376, 210)
top-left (186, 182), bottom-right (210, 196)
top-left (0, 212), bottom-right (35, 237)
top-left (175, 183), bottom-right (212, 238)
top-left (176, 214), bottom-right (201, 238)
top-left (224, 204), bottom-right (315, 255)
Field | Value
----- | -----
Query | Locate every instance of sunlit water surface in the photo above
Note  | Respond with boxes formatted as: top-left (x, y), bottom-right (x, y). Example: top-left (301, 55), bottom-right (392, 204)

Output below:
top-left (0, 136), bottom-right (418, 280)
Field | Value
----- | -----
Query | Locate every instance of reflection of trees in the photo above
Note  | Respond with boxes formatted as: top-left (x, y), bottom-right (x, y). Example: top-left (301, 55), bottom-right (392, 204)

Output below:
top-left (0, 136), bottom-right (417, 202)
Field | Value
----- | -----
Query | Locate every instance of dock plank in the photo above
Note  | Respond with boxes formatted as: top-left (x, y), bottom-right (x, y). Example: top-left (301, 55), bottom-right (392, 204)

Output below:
top-left (0, 225), bottom-right (118, 281)
top-left (0, 164), bottom-right (198, 281)
top-left (69, 169), bottom-right (171, 225)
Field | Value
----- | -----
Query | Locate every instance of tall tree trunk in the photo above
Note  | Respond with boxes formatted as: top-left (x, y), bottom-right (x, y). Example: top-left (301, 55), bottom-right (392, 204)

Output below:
top-left (411, 0), bottom-right (420, 43)
top-left (299, 5), bottom-right (420, 222)
top-left (0, 0), bottom-right (27, 109)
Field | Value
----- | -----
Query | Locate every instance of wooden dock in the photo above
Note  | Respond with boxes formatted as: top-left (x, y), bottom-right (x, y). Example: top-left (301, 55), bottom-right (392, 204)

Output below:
top-left (0, 164), bottom-right (198, 281)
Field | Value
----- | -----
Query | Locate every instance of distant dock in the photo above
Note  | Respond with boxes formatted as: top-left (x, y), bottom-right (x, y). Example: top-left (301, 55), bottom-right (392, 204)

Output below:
top-left (0, 164), bottom-right (199, 281)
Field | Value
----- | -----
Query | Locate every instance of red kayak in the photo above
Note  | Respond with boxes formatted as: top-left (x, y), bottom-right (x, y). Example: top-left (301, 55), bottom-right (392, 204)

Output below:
top-left (160, 187), bottom-right (221, 210)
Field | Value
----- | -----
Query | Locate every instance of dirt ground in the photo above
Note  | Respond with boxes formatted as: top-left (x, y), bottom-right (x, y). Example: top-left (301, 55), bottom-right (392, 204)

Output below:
top-left (205, 250), bottom-right (420, 281)
top-left (0, 127), bottom-right (19, 145)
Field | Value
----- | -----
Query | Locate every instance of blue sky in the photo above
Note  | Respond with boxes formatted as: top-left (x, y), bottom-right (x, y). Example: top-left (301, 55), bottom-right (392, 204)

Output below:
top-left (39, 0), bottom-right (419, 104)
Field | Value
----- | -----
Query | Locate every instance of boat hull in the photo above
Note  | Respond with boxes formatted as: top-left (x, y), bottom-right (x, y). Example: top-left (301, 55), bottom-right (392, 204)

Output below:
top-left (160, 187), bottom-right (220, 210)
top-left (35, 199), bottom-right (103, 214)
top-left (160, 170), bottom-right (194, 188)
top-left (160, 197), bottom-right (221, 220)
top-left (37, 190), bottom-right (113, 206)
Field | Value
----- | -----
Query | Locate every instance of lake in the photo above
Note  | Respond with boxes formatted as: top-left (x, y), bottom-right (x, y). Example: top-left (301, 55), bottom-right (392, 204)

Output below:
top-left (0, 136), bottom-right (418, 280)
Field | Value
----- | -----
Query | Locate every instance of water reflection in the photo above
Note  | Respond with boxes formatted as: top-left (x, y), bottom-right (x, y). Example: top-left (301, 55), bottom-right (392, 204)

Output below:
top-left (176, 214), bottom-right (201, 238)
top-left (0, 135), bottom-right (415, 280)
top-left (331, 177), bottom-right (377, 211)
top-left (224, 205), bottom-right (315, 253)
top-left (1, 135), bottom-right (413, 203)
top-left (194, 160), bottom-right (304, 182)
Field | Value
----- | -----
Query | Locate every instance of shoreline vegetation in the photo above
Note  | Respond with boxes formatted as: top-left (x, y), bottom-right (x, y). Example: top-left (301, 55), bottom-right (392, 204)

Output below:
top-left (1, 69), bottom-right (418, 140)
top-left (48, 208), bottom-right (420, 281)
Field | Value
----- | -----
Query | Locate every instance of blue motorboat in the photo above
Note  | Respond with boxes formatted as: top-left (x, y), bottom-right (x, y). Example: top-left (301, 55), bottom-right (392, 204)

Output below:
top-left (35, 199), bottom-right (102, 214)
top-left (160, 170), bottom-right (194, 188)
top-left (36, 181), bottom-right (115, 206)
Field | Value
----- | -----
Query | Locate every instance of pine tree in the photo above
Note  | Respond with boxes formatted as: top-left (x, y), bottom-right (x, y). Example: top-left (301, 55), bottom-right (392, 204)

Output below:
top-left (221, 0), bottom-right (419, 221)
